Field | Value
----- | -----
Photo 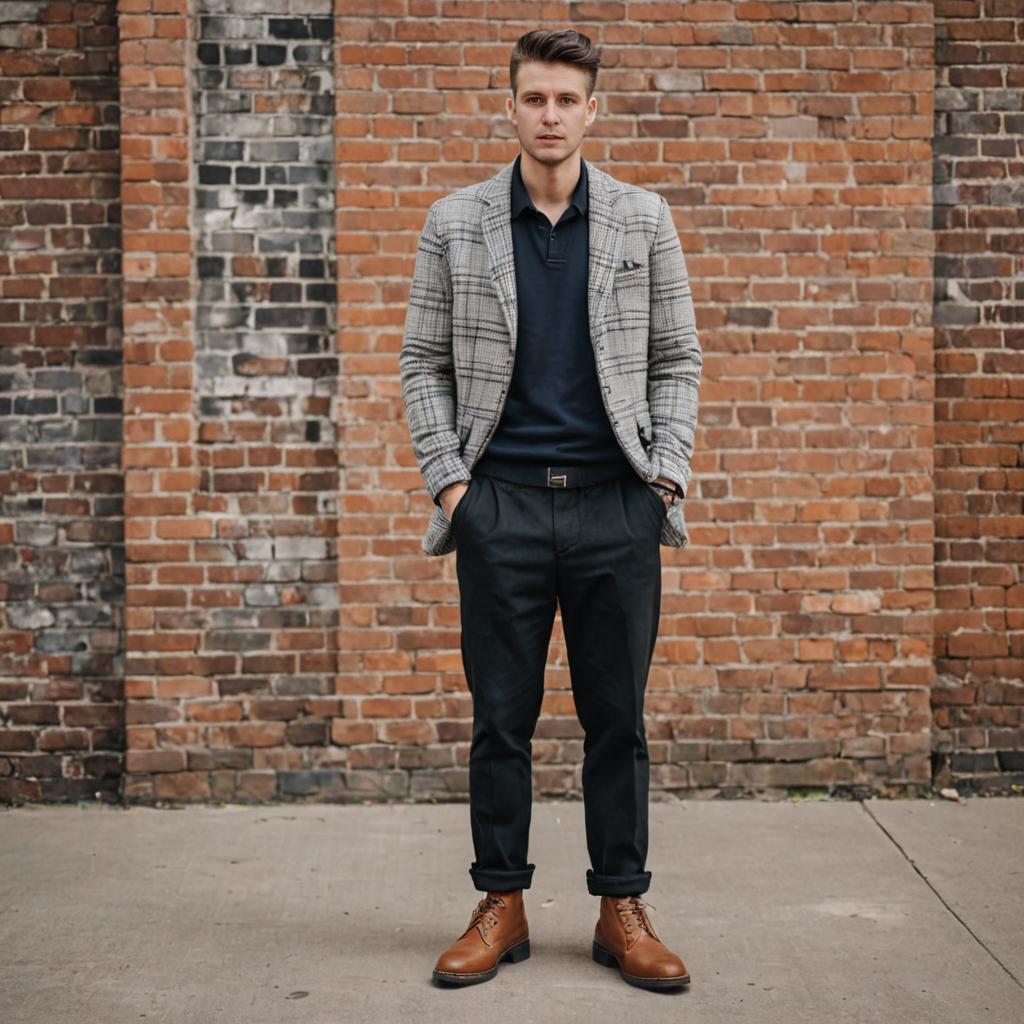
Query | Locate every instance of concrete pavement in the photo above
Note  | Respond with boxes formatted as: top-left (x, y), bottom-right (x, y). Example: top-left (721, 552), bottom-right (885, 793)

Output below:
top-left (1, 795), bottom-right (1021, 1024)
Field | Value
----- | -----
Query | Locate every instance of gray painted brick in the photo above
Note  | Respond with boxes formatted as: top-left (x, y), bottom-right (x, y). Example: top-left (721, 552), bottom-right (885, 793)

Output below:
top-left (189, 0), bottom-right (337, 790)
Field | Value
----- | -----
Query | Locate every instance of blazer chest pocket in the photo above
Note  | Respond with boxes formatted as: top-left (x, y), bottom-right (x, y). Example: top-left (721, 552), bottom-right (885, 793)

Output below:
top-left (614, 260), bottom-right (649, 312)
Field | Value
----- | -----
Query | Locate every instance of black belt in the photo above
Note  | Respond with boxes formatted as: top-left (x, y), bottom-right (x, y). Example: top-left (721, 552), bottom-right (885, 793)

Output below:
top-left (472, 454), bottom-right (635, 489)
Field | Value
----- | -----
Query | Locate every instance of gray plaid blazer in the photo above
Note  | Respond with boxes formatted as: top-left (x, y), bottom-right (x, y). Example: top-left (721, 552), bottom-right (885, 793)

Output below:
top-left (400, 156), bottom-right (702, 557)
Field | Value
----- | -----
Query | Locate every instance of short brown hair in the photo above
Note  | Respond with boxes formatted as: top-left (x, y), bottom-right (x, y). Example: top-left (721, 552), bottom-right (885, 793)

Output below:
top-left (509, 29), bottom-right (602, 100)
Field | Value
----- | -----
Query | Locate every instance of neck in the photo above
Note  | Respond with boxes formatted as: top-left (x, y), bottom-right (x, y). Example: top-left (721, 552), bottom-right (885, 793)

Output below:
top-left (518, 148), bottom-right (581, 207)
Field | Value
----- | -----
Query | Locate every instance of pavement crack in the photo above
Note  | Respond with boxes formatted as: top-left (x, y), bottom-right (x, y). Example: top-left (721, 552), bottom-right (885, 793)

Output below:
top-left (859, 800), bottom-right (1023, 991)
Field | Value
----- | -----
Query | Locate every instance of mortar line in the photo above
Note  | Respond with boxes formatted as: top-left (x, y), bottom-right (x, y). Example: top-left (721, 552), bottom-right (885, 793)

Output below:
top-left (859, 800), bottom-right (1022, 991)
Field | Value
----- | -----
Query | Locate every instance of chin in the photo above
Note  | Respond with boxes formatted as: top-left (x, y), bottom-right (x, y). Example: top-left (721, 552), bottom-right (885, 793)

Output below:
top-left (523, 141), bottom-right (576, 163)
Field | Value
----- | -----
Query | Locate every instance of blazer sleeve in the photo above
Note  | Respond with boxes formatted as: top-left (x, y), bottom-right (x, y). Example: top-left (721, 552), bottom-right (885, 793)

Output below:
top-left (646, 194), bottom-right (703, 498)
top-left (399, 201), bottom-right (472, 505)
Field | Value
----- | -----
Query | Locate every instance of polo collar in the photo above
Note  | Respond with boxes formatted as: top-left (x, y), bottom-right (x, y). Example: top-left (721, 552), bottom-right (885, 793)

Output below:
top-left (511, 152), bottom-right (588, 220)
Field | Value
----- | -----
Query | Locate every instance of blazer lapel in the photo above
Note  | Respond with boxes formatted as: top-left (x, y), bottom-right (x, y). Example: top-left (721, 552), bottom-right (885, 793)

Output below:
top-left (585, 162), bottom-right (624, 351)
top-left (480, 155), bottom-right (625, 356)
top-left (481, 160), bottom-right (519, 350)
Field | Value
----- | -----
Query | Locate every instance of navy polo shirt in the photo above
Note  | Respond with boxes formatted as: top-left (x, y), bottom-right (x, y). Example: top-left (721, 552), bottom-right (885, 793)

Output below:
top-left (478, 153), bottom-right (629, 469)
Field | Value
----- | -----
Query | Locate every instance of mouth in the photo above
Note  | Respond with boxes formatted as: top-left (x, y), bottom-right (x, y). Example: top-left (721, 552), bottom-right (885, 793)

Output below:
top-left (538, 135), bottom-right (563, 141)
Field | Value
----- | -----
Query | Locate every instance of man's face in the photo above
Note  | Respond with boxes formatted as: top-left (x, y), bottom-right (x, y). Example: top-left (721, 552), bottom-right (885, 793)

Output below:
top-left (506, 59), bottom-right (597, 166)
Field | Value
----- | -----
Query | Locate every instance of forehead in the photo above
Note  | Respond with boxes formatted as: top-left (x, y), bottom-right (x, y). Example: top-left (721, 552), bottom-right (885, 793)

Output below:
top-left (515, 60), bottom-right (588, 97)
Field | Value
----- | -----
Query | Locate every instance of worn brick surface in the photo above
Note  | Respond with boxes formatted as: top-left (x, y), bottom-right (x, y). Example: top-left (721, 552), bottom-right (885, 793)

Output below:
top-left (0, 0), bottom-right (123, 803)
top-left (184, 0), bottom-right (338, 803)
top-left (932, 0), bottom-right (1024, 795)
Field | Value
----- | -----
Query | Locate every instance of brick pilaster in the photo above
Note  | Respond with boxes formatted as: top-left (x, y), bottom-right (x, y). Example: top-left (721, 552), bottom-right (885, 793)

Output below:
top-left (0, 0), bottom-right (123, 803)
top-left (118, 0), bottom-right (203, 801)
top-left (933, 0), bottom-right (1024, 793)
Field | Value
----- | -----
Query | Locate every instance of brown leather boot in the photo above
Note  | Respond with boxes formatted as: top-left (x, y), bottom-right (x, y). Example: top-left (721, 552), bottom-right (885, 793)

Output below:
top-left (592, 894), bottom-right (690, 989)
top-left (432, 889), bottom-right (531, 986)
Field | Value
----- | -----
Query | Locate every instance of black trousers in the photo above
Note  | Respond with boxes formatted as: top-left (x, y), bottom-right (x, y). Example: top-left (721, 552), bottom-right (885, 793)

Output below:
top-left (451, 460), bottom-right (664, 897)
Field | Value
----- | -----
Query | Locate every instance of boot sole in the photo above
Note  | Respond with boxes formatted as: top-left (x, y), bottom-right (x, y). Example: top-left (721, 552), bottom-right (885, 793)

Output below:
top-left (592, 941), bottom-right (690, 990)
top-left (433, 936), bottom-right (531, 986)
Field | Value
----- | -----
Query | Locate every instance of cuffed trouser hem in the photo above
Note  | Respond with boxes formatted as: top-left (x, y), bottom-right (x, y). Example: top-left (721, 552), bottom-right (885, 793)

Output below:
top-left (469, 862), bottom-right (535, 892)
top-left (586, 868), bottom-right (652, 896)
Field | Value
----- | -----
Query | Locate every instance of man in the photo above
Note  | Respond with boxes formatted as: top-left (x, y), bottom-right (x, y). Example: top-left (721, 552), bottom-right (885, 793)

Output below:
top-left (400, 28), bottom-right (701, 991)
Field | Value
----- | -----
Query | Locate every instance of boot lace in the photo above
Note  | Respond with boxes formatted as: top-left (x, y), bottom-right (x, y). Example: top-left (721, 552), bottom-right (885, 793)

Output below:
top-left (464, 893), bottom-right (505, 946)
top-left (615, 895), bottom-right (658, 944)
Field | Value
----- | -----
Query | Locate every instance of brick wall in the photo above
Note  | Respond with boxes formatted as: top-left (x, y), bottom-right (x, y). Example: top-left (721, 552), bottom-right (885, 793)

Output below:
top-left (117, 0), bottom-right (200, 799)
top-left (121, 0), bottom-right (340, 804)
top-left (932, 0), bottom-right (1024, 794)
top-left (343, 0), bottom-right (938, 799)
top-left (189, 0), bottom-right (338, 801)
top-left (2, 1), bottom-right (1021, 804)
top-left (0, 0), bottom-right (122, 801)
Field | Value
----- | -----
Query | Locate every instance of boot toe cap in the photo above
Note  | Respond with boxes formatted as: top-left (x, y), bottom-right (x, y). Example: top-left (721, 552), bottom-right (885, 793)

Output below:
top-left (435, 949), bottom-right (474, 973)
top-left (653, 952), bottom-right (688, 978)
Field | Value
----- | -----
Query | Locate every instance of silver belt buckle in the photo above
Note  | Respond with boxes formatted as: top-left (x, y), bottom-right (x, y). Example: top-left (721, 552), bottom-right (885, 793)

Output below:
top-left (547, 468), bottom-right (568, 488)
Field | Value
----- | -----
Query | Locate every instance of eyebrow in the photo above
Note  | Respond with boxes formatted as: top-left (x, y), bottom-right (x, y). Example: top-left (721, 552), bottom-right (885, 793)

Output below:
top-left (521, 90), bottom-right (581, 99)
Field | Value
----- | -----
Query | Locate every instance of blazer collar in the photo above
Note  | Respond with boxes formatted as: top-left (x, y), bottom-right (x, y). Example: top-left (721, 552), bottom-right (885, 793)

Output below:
top-left (479, 153), bottom-right (625, 207)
